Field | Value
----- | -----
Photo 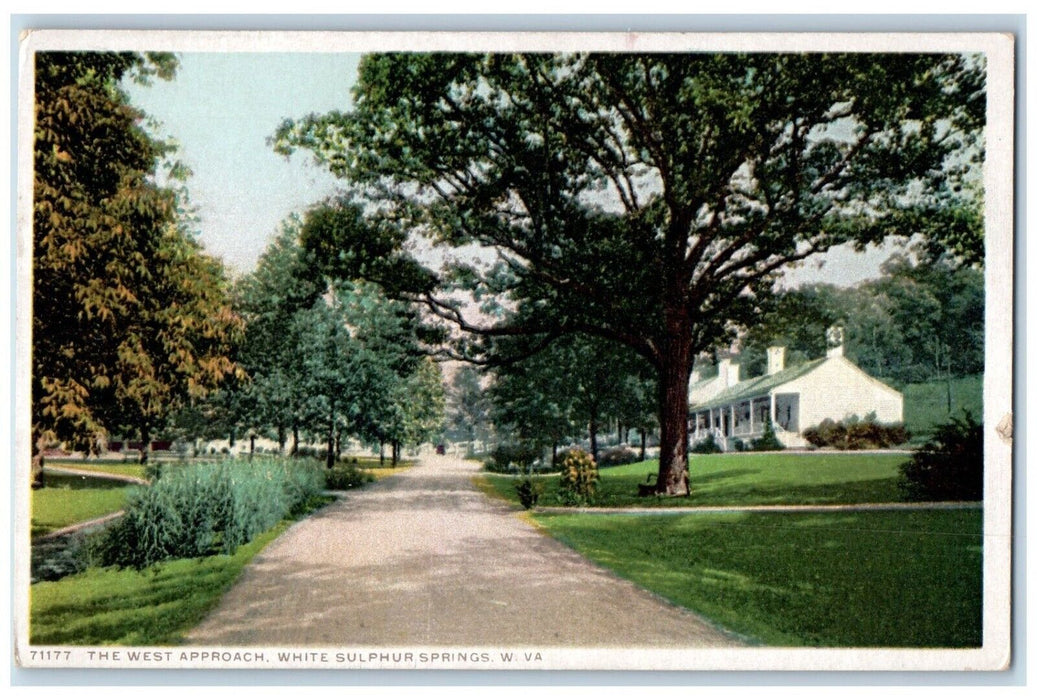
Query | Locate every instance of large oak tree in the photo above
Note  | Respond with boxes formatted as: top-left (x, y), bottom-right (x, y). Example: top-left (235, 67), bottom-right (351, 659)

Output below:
top-left (276, 52), bottom-right (985, 495)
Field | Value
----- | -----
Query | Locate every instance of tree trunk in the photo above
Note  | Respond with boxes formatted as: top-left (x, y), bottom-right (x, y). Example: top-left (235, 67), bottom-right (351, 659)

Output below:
top-left (138, 422), bottom-right (151, 466)
top-left (291, 424), bottom-right (300, 457)
top-left (588, 407), bottom-right (599, 463)
top-left (31, 427), bottom-right (45, 489)
top-left (278, 425), bottom-right (286, 455)
top-left (391, 441), bottom-right (399, 467)
top-left (654, 317), bottom-right (692, 496)
top-left (250, 434), bottom-right (256, 461)
top-left (639, 428), bottom-right (646, 462)
top-left (379, 441), bottom-right (385, 466)
top-left (326, 421), bottom-right (335, 470)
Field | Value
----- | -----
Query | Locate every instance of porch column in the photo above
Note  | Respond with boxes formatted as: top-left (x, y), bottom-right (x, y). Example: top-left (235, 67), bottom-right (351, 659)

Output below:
top-left (770, 394), bottom-right (777, 425)
top-left (749, 398), bottom-right (755, 435)
top-left (729, 405), bottom-right (735, 436)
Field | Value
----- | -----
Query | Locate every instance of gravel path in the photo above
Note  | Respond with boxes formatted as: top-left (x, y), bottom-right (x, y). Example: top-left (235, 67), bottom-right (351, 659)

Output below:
top-left (186, 455), bottom-right (740, 647)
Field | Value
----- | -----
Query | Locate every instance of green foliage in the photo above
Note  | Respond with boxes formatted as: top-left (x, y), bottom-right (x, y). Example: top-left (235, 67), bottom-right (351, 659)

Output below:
top-left (748, 418), bottom-right (785, 452)
top-left (803, 416), bottom-right (910, 450)
top-left (31, 517), bottom-right (309, 645)
top-left (557, 448), bottom-right (599, 506)
top-left (741, 258), bottom-right (984, 386)
top-left (691, 433), bottom-right (723, 454)
top-left (903, 374), bottom-right (983, 441)
top-left (96, 458), bottom-right (324, 569)
top-left (275, 51), bottom-right (985, 496)
top-left (325, 462), bottom-right (375, 490)
top-left (515, 479), bottom-right (544, 510)
top-left (597, 446), bottom-right (640, 467)
top-left (32, 51), bottom-right (241, 475)
top-left (899, 412), bottom-right (983, 501)
top-left (484, 443), bottom-right (542, 474)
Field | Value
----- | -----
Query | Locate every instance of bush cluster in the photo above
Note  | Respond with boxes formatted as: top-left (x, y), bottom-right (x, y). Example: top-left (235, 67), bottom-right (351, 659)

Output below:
top-left (515, 479), bottom-right (545, 510)
top-left (748, 419), bottom-right (785, 452)
top-left (96, 458), bottom-right (325, 570)
top-left (596, 446), bottom-right (640, 467)
top-left (558, 448), bottom-right (599, 506)
top-left (803, 415), bottom-right (909, 450)
top-left (899, 413), bottom-right (983, 502)
top-left (691, 433), bottom-right (723, 454)
top-left (483, 443), bottom-right (542, 474)
top-left (325, 462), bottom-right (375, 490)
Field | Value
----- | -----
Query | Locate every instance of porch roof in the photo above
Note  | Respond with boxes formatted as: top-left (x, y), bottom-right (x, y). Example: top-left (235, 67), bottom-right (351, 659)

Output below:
top-left (690, 358), bottom-right (825, 411)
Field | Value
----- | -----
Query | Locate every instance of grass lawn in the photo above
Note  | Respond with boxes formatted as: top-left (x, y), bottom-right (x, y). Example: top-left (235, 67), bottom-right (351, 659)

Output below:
top-left (47, 461), bottom-right (148, 480)
top-left (363, 463), bottom-right (415, 481)
top-left (485, 453), bottom-right (911, 508)
top-left (535, 508), bottom-right (982, 647)
top-left (30, 497), bottom-right (333, 646)
top-left (903, 374), bottom-right (983, 441)
top-left (31, 475), bottom-right (133, 536)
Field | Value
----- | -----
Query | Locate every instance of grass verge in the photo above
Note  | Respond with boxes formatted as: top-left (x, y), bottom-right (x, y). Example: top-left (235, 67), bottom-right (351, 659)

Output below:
top-left (485, 453), bottom-right (910, 508)
top-left (46, 461), bottom-right (149, 480)
top-left (32, 475), bottom-right (132, 536)
top-left (30, 496), bottom-right (334, 645)
top-left (535, 508), bottom-right (982, 647)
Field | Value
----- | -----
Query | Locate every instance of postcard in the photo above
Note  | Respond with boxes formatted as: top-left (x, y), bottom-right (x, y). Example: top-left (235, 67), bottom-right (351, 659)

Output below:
top-left (14, 29), bottom-right (1015, 672)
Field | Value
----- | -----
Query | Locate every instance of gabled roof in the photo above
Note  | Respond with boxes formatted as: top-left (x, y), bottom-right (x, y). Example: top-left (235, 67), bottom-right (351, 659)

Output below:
top-left (690, 358), bottom-right (826, 411)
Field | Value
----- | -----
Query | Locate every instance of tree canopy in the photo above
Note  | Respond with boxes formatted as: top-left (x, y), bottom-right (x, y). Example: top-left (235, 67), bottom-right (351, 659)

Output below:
top-left (276, 51), bottom-right (986, 494)
top-left (33, 51), bottom-right (242, 473)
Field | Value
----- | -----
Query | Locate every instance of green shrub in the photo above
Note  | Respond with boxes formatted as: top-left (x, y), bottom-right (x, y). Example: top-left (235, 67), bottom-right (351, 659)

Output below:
top-left (691, 433), bottom-right (723, 454)
top-left (749, 419), bottom-right (785, 452)
top-left (899, 413), bottom-right (983, 502)
top-left (484, 443), bottom-right (542, 473)
top-left (325, 462), bottom-right (375, 490)
top-left (803, 416), bottom-right (909, 450)
top-left (515, 479), bottom-right (544, 509)
top-left (558, 449), bottom-right (599, 506)
top-left (96, 458), bottom-right (325, 570)
top-left (597, 446), bottom-right (639, 467)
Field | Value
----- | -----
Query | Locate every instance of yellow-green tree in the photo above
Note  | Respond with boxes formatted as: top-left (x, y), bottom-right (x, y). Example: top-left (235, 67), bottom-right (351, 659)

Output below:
top-left (33, 51), bottom-right (241, 476)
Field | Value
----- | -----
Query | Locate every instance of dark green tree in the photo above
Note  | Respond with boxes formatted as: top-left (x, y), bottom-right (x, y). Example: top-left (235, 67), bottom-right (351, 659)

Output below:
top-left (276, 52), bottom-right (985, 495)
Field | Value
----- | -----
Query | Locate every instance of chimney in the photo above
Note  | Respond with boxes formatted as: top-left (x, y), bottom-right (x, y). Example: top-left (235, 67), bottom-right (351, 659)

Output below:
top-left (767, 346), bottom-right (786, 375)
top-left (718, 357), bottom-right (740, 387)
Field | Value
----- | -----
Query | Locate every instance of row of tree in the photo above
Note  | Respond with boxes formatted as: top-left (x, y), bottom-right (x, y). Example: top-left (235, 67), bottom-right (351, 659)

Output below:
top-left (32, 52), bottom-right (447, 484)
top-left (221, 220), bottom-right (445, 468)
top-left (735, 252), bottom-right (983, 392)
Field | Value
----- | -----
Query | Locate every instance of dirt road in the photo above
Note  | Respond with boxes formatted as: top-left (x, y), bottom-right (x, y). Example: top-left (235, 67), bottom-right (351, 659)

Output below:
top-left (186, 455), bottom-right (740, 647)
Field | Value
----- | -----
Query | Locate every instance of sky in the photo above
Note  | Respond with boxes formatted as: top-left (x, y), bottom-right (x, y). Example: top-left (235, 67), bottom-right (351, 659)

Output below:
top-left (124, 51), bottom-right (899, 285)
top-left (124, 52), bottom-right (360, 275)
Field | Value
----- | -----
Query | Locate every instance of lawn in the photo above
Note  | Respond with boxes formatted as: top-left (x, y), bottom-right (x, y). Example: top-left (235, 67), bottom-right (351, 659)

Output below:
top-left (31, 475), bottom-right (133, 536)
top-left (485, 453), bottom-right (911, 508)
top-left (30, 514), bottom-right (312, 645)
top-left (47, 461), bottom-right (148, 480)
top-left (903, 374), bottom-right (983, 441)
top-left (535, 508), bottom-right (983, 647)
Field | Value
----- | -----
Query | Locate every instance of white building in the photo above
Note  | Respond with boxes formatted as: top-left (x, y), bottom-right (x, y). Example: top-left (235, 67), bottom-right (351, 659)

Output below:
top-left (688, 339), bottom-right (903, 450)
